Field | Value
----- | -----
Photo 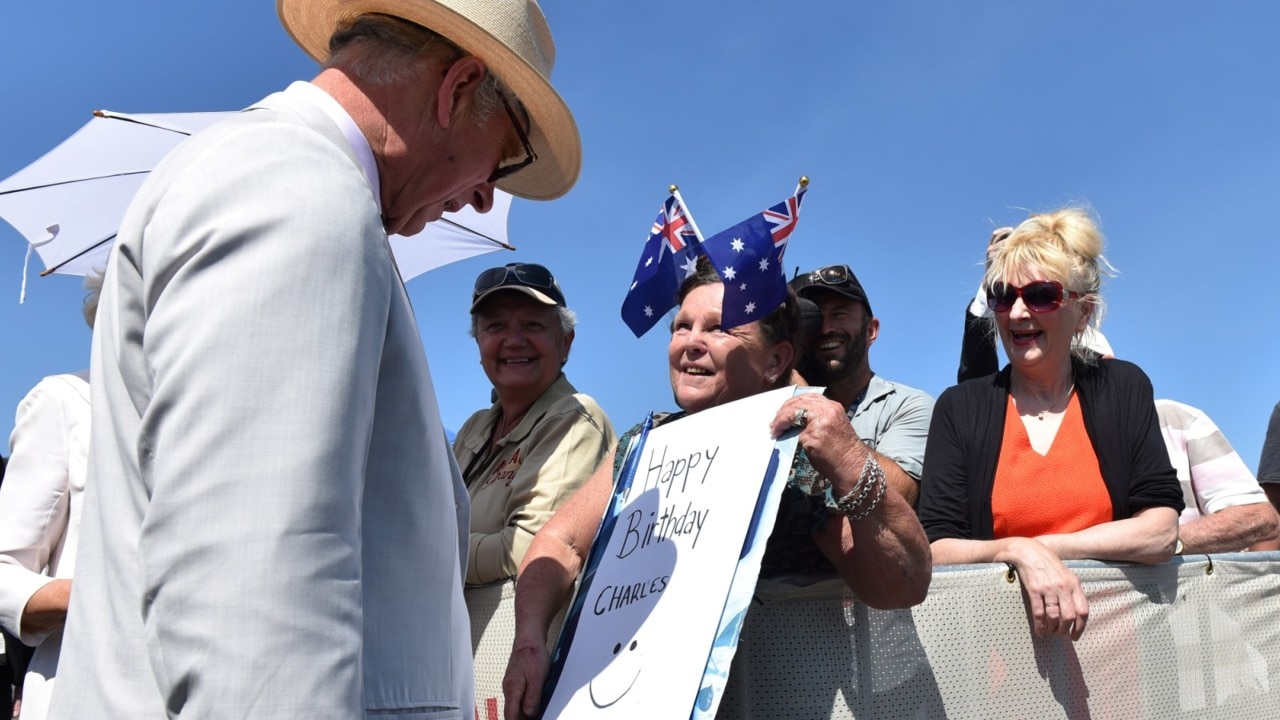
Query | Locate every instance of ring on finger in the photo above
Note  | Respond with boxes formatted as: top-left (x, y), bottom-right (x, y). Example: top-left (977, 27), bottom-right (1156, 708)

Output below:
top-left (791, 407), bottom-right (809, 428)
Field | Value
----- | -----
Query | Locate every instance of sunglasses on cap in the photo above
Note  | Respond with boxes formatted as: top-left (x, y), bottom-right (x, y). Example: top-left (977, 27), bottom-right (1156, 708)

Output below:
top-left (472, 262), bottom-right (564, 305)
top-left (789, 263), bottom-right (872, 312)
top-left (487, 93), bottom-right (537, 184)
top-left (987, 280), bottom-right (1083, 314)
top-left (789, 264), bottom-right (856, 291)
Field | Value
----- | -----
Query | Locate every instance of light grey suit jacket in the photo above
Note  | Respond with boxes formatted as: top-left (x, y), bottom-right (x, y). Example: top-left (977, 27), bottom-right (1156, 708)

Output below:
top-left (51, 88), bottom-right (474, 719)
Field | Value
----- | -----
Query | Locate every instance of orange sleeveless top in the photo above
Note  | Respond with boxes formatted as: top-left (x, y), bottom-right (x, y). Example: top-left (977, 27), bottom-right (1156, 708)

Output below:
top-left (991, 392), bottom-right (1112, 538)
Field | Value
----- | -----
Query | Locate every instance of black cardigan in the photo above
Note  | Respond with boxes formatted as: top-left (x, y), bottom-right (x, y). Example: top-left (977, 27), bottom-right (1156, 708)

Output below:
top-left (918, 358), bottom-right (1184, 542)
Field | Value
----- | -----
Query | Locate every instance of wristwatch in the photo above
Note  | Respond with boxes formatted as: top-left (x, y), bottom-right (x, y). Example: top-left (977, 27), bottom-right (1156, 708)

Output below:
top-left (1174, 538), bottom-right (1184, 556)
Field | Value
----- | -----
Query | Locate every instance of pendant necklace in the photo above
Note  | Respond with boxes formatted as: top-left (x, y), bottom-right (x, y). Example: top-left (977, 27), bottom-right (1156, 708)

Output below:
top-left (1035, 384), bottom-right (1074, 421)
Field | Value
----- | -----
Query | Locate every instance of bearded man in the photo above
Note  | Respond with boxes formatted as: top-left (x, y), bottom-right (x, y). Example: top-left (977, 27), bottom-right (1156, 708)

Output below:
top-left (790, 265), bottom-right (935, 506)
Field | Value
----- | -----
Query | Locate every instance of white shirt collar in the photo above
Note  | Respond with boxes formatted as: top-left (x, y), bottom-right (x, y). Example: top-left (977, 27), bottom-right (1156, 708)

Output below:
top-left (281, 81), bottom-right (382, 213)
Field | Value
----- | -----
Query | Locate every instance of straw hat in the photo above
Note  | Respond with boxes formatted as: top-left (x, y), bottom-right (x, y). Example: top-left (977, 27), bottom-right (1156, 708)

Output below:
top-left (277, 0), bottom-right (581, 200)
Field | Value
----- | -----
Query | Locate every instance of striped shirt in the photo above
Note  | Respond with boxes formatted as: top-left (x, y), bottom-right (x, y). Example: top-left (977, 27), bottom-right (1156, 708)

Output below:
top-left (1156, 399), bottom-right (1267, 521)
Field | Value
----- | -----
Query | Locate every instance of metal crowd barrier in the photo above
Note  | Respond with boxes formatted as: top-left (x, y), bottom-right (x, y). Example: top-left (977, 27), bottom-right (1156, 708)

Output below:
top-left (468, 553), bottom-right (1280, 719)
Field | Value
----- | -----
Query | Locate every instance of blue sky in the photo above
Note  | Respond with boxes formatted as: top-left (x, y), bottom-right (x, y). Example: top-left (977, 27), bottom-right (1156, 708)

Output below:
top-left (3, 2), bottom-right (1278, 469)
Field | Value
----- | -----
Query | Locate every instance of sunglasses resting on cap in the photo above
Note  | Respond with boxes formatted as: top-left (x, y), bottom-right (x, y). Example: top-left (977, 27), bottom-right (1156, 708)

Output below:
top-left (471, 262), bottom-right (566, 309)
top-left (789, 264), bottom-right (856, 291)
top-left (986, 280), bottom-right (1082, 314)
top-left (788, 264), bottom-right (873, 315)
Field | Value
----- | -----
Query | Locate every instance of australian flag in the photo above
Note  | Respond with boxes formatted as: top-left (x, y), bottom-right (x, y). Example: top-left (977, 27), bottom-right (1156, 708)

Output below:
top-left (621, 195), bottom-right (703, 337)
top-left (700, 188), bottom-right (806, 330)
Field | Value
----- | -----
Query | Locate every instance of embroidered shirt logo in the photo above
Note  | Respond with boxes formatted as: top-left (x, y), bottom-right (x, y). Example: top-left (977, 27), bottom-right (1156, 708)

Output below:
top-left (483, 447), bottom-right (523, 488)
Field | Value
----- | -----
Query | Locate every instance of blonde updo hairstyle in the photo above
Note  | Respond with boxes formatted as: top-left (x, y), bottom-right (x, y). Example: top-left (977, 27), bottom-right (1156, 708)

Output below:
top-left (982, 207), bottom-right (1114, 361)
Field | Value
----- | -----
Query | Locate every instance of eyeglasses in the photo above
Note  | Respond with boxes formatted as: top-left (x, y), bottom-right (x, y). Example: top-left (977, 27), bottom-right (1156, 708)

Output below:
top-left (987, 280), bottom-right (1083, 313)
top-left (789, 264), bottom-right (855, 291)
top-left (472, 262), bottom-right (563, 305)
top-left (487, 93), bottom-right (537, 184)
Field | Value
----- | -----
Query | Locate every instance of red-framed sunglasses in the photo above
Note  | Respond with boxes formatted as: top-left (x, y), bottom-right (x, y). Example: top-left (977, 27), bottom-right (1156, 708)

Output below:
top-left (987, 280), bottom-right (1082, 313)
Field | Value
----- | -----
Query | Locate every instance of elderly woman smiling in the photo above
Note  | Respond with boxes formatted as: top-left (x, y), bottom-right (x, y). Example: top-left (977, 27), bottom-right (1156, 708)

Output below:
top-left (917, 208), bottom-right (1183, 641)
top-left (502, 259), bottom-right (931, 719)
top-left (453, 263), bottom-right (616, 585)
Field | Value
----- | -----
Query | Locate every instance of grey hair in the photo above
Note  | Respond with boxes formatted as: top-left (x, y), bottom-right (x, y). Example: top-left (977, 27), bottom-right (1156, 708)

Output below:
top-left (83, 270), bottom-right (104, 330)
top-left (326, 13), bottom-right (503, 125)
top-left (556, 306), bottom-right (578, 335)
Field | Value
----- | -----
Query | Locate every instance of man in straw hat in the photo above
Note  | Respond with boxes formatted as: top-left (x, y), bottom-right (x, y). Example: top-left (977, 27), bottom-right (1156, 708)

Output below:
top-left (51, 1), bottom-right (579, 718)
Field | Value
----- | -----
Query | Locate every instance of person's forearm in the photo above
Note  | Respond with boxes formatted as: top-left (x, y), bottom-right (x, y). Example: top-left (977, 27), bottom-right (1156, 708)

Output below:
top-left (935, 535), bottom-right (1078, 571)
top-left (504, 516), bottom-right (593, 720)
top-left (20, 578), bottom-right (72, 636)
top-left (931, 536), bottom-right (1024, 566)
top-left (817, 490), bottom-right (931, 608)
top-left (1180, 504), bottom-right (1280, 554)
top-left (827, 440), bottom-right (918, 507)
top-left (1037, 507), bottom-right (1178, 564)
top-left (511, 534), bottom-right (583, 651)
top-left (511, 453), bottom-right (616, 647)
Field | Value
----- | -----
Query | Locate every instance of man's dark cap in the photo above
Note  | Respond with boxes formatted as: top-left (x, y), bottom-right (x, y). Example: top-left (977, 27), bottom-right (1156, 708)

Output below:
top-left (788, 264), bottom-right (873, 316)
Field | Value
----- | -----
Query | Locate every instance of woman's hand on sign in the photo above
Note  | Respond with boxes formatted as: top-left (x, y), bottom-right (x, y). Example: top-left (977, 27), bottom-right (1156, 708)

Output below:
top-left (771, 394), bottom-right (865, 483)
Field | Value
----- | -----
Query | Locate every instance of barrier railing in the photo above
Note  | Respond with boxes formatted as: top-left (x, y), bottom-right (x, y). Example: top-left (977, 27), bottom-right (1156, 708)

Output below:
top-left (467, 553), bottom-right (1280, 719)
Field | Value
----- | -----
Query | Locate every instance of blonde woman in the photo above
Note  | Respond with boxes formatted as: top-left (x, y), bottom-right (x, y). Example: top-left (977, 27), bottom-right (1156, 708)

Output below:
top-left (919, 209), bottom-right (1183, 641)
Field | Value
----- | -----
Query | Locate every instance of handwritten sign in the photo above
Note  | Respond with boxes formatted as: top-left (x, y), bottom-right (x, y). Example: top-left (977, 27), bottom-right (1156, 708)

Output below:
top-left (542, 387), bottom-right (803, 719)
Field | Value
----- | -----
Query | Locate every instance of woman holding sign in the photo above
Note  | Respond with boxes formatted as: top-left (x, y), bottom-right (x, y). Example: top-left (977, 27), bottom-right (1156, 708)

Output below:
top-left (917, 208), bottom-right (1183, 642)
top-left (503, 258), bottom-right (931, 719)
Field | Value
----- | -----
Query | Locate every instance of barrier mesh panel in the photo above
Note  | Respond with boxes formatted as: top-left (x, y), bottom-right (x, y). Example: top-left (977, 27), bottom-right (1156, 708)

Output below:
top-left (469, 556), bottom-right (1280, 719)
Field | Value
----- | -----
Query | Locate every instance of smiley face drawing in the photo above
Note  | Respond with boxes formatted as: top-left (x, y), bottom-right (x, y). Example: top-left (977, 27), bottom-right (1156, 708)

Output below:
top-left (589, 637), bottom-right (644, 708)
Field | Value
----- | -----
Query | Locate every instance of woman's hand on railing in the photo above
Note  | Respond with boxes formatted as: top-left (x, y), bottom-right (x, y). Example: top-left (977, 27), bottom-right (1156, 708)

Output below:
top-left (999, 537), bottom-right (1090, 640)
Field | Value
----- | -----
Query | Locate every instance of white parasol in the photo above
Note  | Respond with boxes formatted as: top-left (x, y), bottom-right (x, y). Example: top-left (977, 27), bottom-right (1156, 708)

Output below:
top-left (0, 109), bottom-right (514, 300)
